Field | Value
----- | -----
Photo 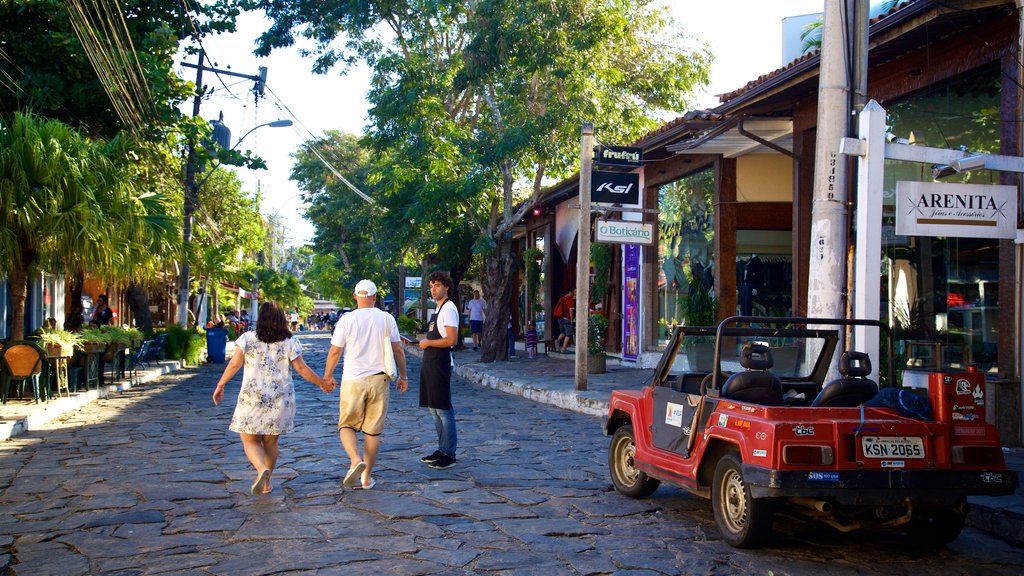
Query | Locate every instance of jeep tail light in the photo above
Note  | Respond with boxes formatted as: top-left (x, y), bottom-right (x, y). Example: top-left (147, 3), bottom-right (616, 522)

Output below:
top-left (783, 445), bottom-right (834, 466)
top-left (951, 445), bottom-right (1001, 466)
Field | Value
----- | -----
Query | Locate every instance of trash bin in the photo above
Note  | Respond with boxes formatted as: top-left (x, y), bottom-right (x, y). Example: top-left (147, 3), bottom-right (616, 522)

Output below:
top-left (206, 327), bottom-right (228, 363)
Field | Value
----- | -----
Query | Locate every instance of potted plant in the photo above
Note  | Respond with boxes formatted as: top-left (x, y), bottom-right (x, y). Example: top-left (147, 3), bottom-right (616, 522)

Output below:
top-left (682, 277), bottom-right (719, 371)
top-left (587, 313), bottom-right (609, 374)
top-left (78, 327), bottom-right (114, 354)
top-left (37, 329), bottom-right (82, 358)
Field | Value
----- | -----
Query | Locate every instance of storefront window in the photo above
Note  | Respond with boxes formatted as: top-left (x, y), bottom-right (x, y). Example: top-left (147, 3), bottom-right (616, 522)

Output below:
top-left (657, 169), bottom-right (714, 345)
top-left (882, 64), bottom-right (1001, 373)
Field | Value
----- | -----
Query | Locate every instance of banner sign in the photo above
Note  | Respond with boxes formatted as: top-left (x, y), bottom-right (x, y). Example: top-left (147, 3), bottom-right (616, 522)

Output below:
top-left (596, 220), bottom-right (653, 245)
top-left (405, 277), bottom-right (422, 288)
top-left (592, 170), bottom-right (640, 205)
top-left (895, 181), bottom-right (1016, 240)
top-left (595, 145), bottom-right (643, 168)
top-left (622, 244), bottom-right (641, 361)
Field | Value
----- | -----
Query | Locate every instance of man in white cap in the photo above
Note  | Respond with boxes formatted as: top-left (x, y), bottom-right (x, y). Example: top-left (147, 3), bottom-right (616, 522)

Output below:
top-left (323, 279), bottom-right (408, 489)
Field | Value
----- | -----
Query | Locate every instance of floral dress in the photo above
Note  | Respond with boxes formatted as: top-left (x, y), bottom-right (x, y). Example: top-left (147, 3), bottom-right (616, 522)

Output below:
top-left (229, 332), bottom-right (302, 435)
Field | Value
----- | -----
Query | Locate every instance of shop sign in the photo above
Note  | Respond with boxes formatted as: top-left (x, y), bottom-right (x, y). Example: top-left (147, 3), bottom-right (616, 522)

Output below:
top-left (592, 170), bottom-right (640, 205)
top-left (594, 145), bottom-right (643, 168)
top-left (405, 277), bottom-right (422, 288)
top-left (895, 181), bottom-right (1016, 239)
top-left (596, 219), bottom-right (653, 245)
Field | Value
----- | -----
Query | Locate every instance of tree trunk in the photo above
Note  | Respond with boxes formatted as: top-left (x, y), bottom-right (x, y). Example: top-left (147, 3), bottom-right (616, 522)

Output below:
top-left (9, 268), bottom-right (28, 340)
top-left (125, 282), bottom-right (154, 333)
top-left (448, 260), bottom-right (470, 351)
top-left (65, 270), bottom-right (85, 331)
top-left (480, 241), bottom-right (516, 363)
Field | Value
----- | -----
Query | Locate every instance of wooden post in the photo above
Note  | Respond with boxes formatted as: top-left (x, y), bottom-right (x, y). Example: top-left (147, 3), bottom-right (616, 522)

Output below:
top-left (575, 123), bottom-right (594, 391)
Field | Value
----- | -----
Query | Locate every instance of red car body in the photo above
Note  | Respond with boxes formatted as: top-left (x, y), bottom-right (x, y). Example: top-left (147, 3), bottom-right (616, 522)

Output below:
top-left (604, 317), bottom-right (1018, 548)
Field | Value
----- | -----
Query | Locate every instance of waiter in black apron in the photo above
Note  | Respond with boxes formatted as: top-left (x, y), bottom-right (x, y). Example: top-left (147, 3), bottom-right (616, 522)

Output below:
top-left (418, 271), bottom-right (460, 469)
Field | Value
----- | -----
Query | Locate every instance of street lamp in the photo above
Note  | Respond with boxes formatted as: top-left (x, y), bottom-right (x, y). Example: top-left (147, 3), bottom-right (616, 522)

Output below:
top-left (177, 118), bottom-right (293, 328)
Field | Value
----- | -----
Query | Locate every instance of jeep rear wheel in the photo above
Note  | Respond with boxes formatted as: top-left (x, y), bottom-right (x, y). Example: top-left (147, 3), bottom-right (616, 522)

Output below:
top-left (712, 453), bottom-right (773, 548)
top-left (904, 504), bottom-right (966, 545)
top-left (608, 425), bottom-right (660, 498)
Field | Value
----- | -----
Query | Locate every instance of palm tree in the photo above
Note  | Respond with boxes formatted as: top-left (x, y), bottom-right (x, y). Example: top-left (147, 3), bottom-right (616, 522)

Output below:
top-left (0, 112), bottom-right (179, 338)
top-left (0, 113), bottom-right (105, 339)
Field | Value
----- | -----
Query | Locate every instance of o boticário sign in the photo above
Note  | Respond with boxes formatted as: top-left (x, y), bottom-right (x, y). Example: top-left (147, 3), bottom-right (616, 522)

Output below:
top-left (595, 219), bottom-right (653, 245)
top-left (895, 181), bottom-right (1016, 239)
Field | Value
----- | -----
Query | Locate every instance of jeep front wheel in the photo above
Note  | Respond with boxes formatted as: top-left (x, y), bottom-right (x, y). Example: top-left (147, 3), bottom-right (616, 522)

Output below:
top-left (608, 425), bottom-right (660, 498)
top-left (712, 452), bottom-right (773, 548)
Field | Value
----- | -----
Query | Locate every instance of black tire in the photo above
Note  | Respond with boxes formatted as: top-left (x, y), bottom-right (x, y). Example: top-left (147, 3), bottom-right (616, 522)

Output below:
top-left (904, 504), bottom-right (966, 545)
top-left (608, 425), bottom-right (660, 498)
top-left (711, 452), bottom-right (774, 548)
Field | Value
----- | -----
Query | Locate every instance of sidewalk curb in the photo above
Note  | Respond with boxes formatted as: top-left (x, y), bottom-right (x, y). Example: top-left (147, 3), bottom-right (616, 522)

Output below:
top-left (455, 362), bottom-right (609, 417)
top-left (0, 360), bottom-right (185, 441)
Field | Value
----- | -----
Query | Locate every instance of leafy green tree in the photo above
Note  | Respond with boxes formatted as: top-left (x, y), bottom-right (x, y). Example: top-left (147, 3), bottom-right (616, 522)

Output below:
top-left (0, 0), bottom-right (239, 139)
top-left (254, 0), bottom-right (710, 361)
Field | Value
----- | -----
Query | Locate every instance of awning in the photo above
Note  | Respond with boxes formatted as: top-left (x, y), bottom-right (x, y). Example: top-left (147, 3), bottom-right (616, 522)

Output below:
top-left (666, 117), bottom-right (792, 159)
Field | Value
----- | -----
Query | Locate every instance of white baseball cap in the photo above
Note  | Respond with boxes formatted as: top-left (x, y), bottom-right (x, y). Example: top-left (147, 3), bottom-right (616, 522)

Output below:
top-left (354, 279), bottom-right (377, 297)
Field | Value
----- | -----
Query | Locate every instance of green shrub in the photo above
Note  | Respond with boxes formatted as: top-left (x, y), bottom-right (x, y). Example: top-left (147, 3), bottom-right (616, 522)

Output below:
top-left (161, 325), bottom-right (206, 364)
top-left (397, 314), bottom-right (420, 334)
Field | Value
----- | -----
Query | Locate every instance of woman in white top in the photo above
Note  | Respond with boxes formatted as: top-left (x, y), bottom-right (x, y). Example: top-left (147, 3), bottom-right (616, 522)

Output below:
top-left (213, 301), bottom-right (328, 495)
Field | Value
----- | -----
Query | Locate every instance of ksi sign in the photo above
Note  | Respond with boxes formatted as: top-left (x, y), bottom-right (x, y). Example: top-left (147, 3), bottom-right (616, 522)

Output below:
top-left (592, 170), bottom-right (640, 205)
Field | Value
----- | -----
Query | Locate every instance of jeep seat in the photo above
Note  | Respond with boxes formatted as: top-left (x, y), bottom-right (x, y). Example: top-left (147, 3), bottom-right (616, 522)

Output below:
top-left (720, 343), bottom-right (783, 406)
top-left (812, 351), bottom-right (878, 408)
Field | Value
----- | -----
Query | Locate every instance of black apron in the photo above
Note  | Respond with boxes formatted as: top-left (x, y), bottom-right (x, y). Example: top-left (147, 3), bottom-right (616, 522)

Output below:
top-left (419, 305), bottom-right (455, 409)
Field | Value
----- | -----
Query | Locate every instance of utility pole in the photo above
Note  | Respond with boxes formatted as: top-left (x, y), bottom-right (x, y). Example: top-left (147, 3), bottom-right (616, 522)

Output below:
top-left (177, 52), bottom-right (268, 327)
top-left (575, 122), bottom-right (594, 391)
top-left (807, 0), bottom-right (850, 327)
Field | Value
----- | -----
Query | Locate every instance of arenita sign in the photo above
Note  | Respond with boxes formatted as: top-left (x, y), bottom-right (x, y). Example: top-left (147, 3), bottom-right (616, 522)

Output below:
top-left (895, 181), bottom-right (1016, 240)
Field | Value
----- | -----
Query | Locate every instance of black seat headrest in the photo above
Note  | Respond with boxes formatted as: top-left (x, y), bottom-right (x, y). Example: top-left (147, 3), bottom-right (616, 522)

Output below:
top-left (839, 351), bottom-right (871, 378)
top-left (740, 343), bottom-right (774, 371)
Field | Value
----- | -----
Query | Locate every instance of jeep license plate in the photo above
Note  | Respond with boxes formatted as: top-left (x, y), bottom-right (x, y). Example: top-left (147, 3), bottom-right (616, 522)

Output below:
top-left (861, 436), bottom-right (925, 459)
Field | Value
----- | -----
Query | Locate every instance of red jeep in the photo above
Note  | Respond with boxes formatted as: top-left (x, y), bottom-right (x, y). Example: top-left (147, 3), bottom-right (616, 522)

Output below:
top-left (604, 316), bottom-right (1018, 548)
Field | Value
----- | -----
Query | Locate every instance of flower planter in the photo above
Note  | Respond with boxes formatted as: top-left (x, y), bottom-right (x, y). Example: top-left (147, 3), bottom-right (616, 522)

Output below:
top-left (587, 353), bottom-right (607, 374)
top-left (80, 342), bottom-right (108, 354)
top-left (44, 343), bottom-right (74, 358)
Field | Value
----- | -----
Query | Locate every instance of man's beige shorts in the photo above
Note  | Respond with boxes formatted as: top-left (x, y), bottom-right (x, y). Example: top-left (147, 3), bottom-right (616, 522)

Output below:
top-left (337, 373), bottom-right (390, 435)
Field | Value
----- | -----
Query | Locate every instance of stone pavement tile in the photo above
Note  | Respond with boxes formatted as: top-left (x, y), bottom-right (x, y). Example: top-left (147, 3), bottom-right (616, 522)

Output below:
top-left (344, 495), bottom-right (453, 520)
top-left (231, 512), bottom-right (325, 540)
top-left (412, 547), bottom-right (481, 568)
top-left (488, 488), bottom-right (550, 506)
top-left (68, 493), bottom-right (141, 512)
top-left (415, 535), bottom-right (466, 551)
top-left (111, 522), bottom-right (165, 538)
top-left (570, 493), bottom-right (662, 517)
top-left (204, 542), bottom-right (380, 576)
top-left (95, 550), bottom-right (219, 575)
top-left (82, 509), bottom-right (166, 527)
top-left (7, 541), bottom-right (90, 576)
top-left (609, 547), bottom-right (682, 573)
top-left (491, 517), bottom-right (610, 541)
top-left (386, 518), bottom-right (449, 539)
top-left (164, 511), bottom-right (247, 534)
top-left (318, 519), bottom-right (395, 540)
top-left (559, 550), bottom-right (618, 575)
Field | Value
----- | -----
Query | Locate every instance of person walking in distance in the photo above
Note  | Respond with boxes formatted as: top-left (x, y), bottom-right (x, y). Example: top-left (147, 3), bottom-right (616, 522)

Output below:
top-left (212, 301), bottom-right (329, 496)
top-left (418, 271), bottom-right (460, 469)
top-left (323, 279), bottom-right (409, 489)
top-left (465, 290), bottom-right (486, 351)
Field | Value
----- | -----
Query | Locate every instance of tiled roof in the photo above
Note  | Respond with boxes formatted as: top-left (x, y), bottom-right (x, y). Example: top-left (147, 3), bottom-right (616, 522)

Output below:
top-left (629, 109), bottom-right (725, 147)
top-left (716, 0), bottom-right (918, 103)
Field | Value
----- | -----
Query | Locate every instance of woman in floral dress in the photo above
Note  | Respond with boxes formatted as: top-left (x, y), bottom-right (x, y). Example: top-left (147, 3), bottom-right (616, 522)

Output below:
top-left (213, 301), bottom-right (328, 495)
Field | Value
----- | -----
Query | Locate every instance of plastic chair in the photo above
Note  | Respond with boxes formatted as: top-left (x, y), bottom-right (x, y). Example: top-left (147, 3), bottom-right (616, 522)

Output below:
top-left (1, 341), bottom-right (50, 404)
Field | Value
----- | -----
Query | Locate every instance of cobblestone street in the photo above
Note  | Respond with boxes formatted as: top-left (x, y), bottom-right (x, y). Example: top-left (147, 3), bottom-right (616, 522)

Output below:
top-left (2, 332), bottom-right (1024, 575)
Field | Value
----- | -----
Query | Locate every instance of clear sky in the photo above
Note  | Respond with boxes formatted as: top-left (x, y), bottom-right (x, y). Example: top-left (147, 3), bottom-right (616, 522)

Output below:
top-left (183, 1), bottom-right (827, 247)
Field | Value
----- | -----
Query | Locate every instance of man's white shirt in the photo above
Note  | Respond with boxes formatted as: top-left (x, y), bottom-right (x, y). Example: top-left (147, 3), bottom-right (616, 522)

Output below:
top-left (330, 308), bottom-right (400, 381)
